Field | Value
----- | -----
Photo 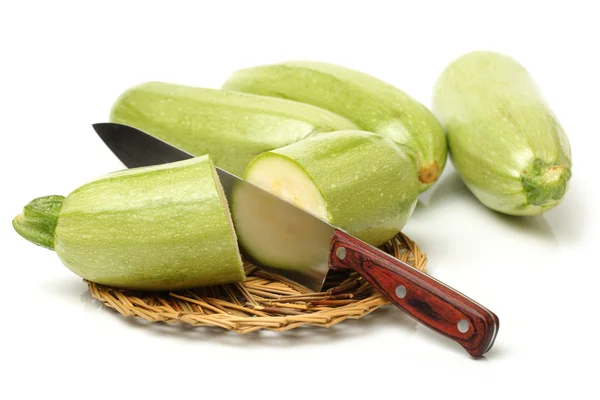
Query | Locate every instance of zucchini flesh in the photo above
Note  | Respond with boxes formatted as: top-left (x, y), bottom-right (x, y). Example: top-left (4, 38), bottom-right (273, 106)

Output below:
top-left (13, 156), bottom-right (245, 290)
top-left (432, 51), bottom-right (572, 216)
top-left (243, 154), bottom-right (329, 221)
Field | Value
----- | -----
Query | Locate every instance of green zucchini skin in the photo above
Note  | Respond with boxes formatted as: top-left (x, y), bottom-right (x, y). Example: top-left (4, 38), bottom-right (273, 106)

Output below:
top-left (13, 156), bottom-right (245, 290)
top-left (432, 51), bottom-right (572, 216)
top-left (242, 131), bottom-right (419, 248)
top-left (222, 61), bottom-right (447, 192)
top-left (109, 82), bottom-right (358, 176)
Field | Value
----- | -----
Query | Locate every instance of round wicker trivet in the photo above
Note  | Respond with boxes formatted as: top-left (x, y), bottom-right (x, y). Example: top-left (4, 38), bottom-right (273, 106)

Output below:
top-left (87, 233), bottom-right (427, 333)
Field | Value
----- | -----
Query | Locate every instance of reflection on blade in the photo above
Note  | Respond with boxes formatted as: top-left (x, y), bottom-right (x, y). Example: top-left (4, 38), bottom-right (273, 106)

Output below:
top-left (216, 168), bottom-right (335, 291)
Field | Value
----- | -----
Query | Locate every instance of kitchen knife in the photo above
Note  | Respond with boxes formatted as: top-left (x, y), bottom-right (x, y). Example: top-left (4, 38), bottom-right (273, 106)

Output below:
top-left (93, 122), bottom-right (499, 357)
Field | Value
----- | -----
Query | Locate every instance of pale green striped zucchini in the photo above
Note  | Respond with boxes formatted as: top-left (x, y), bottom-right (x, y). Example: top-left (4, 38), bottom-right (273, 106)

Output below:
top-left (13, 156), bottom-right (245, 290)
top-left (432, 51), bottom-right (572, 216)
top-left (233, 131), bottom-right (419, 270)
top-left (109, 82), bottom-right (358, 176)
top-left (222, 61), bottom-right (447, 192)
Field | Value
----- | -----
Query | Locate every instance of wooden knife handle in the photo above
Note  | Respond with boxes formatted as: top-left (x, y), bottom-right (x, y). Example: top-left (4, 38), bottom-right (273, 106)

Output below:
top-left (329, 229), bottom-right (499, 357)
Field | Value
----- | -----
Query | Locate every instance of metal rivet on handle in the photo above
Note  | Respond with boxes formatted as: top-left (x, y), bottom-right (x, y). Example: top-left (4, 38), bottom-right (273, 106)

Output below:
top-left (395, 285), bottom-right (407, 299)
top-left (457, 319), bottom-right (470, 333)
top-left (336, 247), bottom-right (346, 260)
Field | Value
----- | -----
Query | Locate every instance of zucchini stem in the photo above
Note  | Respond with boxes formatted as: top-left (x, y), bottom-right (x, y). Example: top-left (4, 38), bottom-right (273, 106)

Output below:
top-left (12, 195), bottom-right (64, 250)
top-left (521, 161), bottom-right (571, 207)
top-left (418, 161), bottom-right (440, 184)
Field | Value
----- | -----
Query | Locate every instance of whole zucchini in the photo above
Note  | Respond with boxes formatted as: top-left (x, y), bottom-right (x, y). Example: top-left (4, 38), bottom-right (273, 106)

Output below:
top-left (222, 61), bottom-right (447, 192)
top-left (234, 131), bottom-right (419, 270)
top-left (109, 82), bottom-right (358, 176)
top-left (12, 156), bottom-right (245, 290)
top-left (432, 51), bottom-right (572, 216)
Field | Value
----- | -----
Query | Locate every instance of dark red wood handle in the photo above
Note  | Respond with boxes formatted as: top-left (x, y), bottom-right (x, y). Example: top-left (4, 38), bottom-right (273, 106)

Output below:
top-left (329, 229), bottom-right (499, 357)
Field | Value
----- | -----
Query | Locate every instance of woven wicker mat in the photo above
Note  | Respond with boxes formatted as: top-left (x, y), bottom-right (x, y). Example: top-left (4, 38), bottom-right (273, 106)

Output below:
top-left (87, 232), bottom-right (427, 333)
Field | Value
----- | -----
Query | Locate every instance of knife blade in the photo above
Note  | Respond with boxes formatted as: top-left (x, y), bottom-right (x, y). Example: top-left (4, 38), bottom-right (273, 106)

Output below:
top-left (93, 122), bottom-right (499, 357)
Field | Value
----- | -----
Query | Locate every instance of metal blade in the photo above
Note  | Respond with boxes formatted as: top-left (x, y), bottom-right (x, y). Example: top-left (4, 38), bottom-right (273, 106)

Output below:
top-left (92, 123), bottom-right (194, 167)
top-left (92, 122), bottom-right (335, 290)
top-left (216, 168), bottom-right (335, 291)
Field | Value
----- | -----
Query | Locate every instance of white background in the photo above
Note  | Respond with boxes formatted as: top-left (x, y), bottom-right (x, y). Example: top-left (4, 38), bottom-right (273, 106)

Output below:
top-left (2, 1), bottom-right (598, 399)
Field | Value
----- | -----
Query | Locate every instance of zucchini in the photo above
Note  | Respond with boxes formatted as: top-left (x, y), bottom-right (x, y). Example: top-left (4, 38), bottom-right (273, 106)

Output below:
top-left (233, 131), bottom-right (419, 270)
top-left (109, 82), bottom-right (359, 176)
top-left (222, 61), bottom-right (447, 192)
top-left (432, 51), bottom-right (572, 216)
top-left (12, 156), bottom-right (245, 290)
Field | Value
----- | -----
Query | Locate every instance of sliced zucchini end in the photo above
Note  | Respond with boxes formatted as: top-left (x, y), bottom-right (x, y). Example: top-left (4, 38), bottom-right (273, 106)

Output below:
top-left (243, 153), bottom-right (329, 221)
